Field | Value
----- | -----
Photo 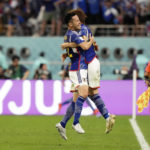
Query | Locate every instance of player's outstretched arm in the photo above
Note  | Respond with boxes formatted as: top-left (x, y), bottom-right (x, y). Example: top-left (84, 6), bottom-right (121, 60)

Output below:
top-left (61, 42), bottom-right (77, 50)
top-left (79, 36), bottom-right (94, 50)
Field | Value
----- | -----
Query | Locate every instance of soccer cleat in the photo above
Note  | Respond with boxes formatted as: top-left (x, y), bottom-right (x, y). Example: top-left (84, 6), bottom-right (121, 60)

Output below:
top-left (72, 123), bottom-right (85, 134)
top-left (105, 114), bottom-right (116, 134)
top-left (58, 103), bottom-right (62, 112)
top-left (56, 123), bottom-right (67, 140)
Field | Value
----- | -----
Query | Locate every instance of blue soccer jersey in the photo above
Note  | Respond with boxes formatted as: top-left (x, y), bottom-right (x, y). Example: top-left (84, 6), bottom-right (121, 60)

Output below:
top-left (79, 24), bottom-right (96, 63)
top-left (64, 30), bottom-right (87, 71)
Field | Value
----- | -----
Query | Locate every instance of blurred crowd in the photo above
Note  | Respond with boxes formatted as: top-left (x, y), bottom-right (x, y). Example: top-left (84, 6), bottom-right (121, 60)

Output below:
top-left (0, 47), bottom-right (52, 80)
top-left (0, 0), bottom-right (150, 36)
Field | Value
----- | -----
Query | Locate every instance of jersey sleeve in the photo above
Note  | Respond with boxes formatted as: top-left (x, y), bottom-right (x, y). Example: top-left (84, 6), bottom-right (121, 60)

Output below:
top-left (81, 28), bottom-right (88, 37)
top-left (71, 32), bottom-right (85, 44)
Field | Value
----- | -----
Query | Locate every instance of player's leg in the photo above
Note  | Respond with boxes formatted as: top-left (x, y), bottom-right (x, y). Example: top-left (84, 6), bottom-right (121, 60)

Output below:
top-left (72, 84), bottom-right (88, 134)
top-left (88, 58), bottom-right (115, 133)
top-left (56, 69), bottom-right (87, 139)
top-left (56, 92), bottom-right (78, 140)
top-left (56, 89), bottom-right (78, 140)
top-left (58, 97), bottom-right (73, 112)
top-left (72, 69), bottom-right (88, 133)
top-left (60, 92), bottom-right (78, 128)
top-left (88, 88), bottom-right (115, 133)
top-left (86, 97), bottom-right (99, 115)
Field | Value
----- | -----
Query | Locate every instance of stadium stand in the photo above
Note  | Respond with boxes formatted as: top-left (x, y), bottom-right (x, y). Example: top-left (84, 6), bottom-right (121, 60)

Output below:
top-left (0, 0), bottom-right (150, 80)
top-left (0, 37), bottom-right (150, 80)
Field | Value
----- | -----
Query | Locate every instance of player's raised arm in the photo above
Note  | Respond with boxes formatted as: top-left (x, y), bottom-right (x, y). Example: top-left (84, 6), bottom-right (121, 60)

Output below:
top-left (78, 35), bottom-right (94, 50)
top-left (61, 36), bottom-right (94, 50)
top-left (61, 42), bottom-right (77, 50)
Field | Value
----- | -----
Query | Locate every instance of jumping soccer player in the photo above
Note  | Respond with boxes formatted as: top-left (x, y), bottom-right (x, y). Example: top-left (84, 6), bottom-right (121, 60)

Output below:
top-left (61, 9), bottom-right (115, 134)
top-left (56, 12), bottom-right (94, 140)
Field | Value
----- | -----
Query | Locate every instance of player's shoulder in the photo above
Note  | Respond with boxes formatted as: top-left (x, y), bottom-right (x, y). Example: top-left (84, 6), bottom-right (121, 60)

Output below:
top-left (81, 24), bottom-right (88, 30)
top-left (81, 24), bottom-right (92, 34)
top-left (66, 30), bottom-right (78, 36)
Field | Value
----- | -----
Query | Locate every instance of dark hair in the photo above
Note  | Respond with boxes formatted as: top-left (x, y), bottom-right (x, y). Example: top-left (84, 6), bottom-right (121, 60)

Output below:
top-left (68, 9), bottom-right (87, 24)
top-left (137, 49), bottom-right (144, 55)
top-left (64, 12), bottom-right (76, 25)
top-left (12, 55), bottom-right (20, 61)
top-left (39, 63), bottom-right (44, 69)
top-left (40, 52), bottom-right (45, 57)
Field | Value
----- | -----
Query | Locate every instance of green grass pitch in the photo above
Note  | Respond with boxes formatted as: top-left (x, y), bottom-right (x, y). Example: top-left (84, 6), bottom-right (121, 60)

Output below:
top-left (0, 115), bottom-right (149, 150)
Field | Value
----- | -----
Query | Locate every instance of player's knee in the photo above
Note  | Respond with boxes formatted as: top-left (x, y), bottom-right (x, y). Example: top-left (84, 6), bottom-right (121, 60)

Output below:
top-left (79, 85), bottom-right (88, 98)
top-left (89, 88), bottom-right (98, 95)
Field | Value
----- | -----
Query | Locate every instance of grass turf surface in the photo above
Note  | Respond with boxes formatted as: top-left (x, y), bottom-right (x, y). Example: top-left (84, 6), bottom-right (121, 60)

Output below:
top-left (136, 116), bottom-right (150, 145)
top-left (0, 115), bottom-right (149, 150)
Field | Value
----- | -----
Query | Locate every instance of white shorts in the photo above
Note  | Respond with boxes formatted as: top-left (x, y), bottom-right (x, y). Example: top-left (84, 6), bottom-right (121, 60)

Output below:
top-left (69, 69), bottom-right (88, 92)
top-left (88, 57), bottom-right (100, 88)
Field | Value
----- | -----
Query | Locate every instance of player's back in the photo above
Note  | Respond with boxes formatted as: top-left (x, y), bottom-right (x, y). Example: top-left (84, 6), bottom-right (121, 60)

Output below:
top-left (80, 24), bottom-right (96, 63)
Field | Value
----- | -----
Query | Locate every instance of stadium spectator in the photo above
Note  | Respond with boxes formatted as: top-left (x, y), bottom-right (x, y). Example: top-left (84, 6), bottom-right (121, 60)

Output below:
top-left (39, 0), bottom-right (56, 36)
top-left (34, 63), bottom-right (52, 80)
top-left (72, 0), bottom-right (87, 14)
top-left (122, 54), bottom-right (142, 80)
top-left (0, 66), bottom-right (7, 79)
top-left (31, 51), bottom-right (49, 78)
top-left (122, 0), bottom-right (139, 36)
top-left (53, 0), bottom-right (68, 36)
top-left (7, 55), bottom-right (29, 80)
top-left (6, 6), bottom-right (26, 36)
top-left (114, 55), bottom-right (142, 80)
top-left (0, 0), bottom-right (149, 36)
top-left (136, 0), bottom-right (150, 24)
top-left (86, 0), bottom-right (101, 24)
top-left (136, 0), bottom-right (150, 35)
top-left (0, 0), bottom-right (5, 35)
top-left (101, 0), bottom-right (119, 24)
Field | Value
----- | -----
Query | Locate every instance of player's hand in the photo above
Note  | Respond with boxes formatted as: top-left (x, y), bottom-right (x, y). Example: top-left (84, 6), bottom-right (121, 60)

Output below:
top-left (61, 53), bottom-right (68, 62)
top-left (89, 34), bottom-right (94, 43)
top-left (61, 43), bottom-right (68, 50)
top-left (93, 41), bottom-right (99, 51)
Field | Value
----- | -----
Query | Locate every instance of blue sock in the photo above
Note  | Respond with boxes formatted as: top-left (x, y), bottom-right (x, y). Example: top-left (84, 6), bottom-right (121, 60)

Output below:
top-left (73, 96), bottom-right (85, 125)
top-left (89, 94), bottom-right (109, 119)
top-left (60, 101), bottom-right (75, 128)
top-left (62, 97), bottom-right (73, 106)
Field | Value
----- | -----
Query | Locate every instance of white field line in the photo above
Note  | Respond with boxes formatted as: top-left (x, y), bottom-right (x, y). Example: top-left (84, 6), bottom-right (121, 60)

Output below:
top-left (129, 119), bottom-right (150, 150)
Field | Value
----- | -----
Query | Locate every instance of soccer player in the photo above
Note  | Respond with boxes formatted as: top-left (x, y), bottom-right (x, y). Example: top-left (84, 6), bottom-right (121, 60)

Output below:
top-left (56, 12), bottom-right (94, 140)
top-left (58, 62), bottom-right (99, 115)
top-left (61, 9), bottom-right (115, 134)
